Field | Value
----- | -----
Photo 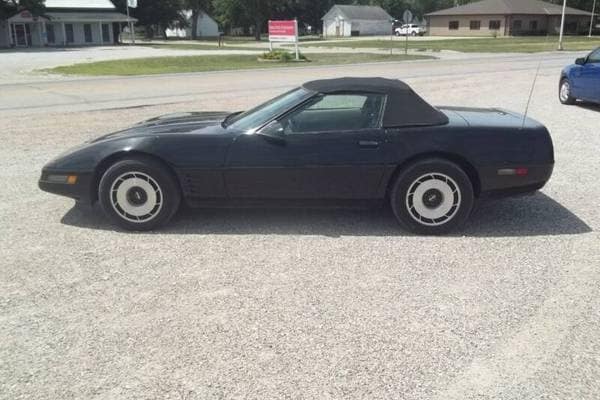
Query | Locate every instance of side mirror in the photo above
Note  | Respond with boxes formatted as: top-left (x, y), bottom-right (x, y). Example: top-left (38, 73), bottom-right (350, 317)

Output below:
top-left (575, 57), bottom-right (586, 65)
top-left (256, 120), bottom-right (286, 144)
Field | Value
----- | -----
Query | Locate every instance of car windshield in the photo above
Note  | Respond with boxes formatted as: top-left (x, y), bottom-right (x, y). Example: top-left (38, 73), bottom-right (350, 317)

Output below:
top-left (225, 87), bottom-right (313, 131)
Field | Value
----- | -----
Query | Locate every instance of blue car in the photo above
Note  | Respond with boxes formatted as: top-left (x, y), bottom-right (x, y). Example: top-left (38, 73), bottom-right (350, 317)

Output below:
top-left (559, 47), bottom-right (600, 105)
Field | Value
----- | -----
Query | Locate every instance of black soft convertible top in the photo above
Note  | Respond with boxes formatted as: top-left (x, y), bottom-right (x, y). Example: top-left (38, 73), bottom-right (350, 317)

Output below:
top-left (302, 77), bottom-right (449, 128)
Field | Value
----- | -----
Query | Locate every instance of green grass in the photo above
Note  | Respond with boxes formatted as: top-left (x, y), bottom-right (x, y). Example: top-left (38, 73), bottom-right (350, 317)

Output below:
top-left (139, 43), bottom-right (266, 51)
top-left (305, 36), bottom-right (600, 53)
top-left (43, 53), bottom-right (433, 76)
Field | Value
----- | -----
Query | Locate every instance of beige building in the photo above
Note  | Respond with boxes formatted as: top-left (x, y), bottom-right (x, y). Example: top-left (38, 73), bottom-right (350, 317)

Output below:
top-left (426, 0), bottom-right (593, 37)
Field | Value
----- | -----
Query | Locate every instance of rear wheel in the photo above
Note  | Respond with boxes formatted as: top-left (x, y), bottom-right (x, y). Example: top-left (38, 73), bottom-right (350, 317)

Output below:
top-left (390, 158), bottom-right (474, 235)
top-left (98, 156), bottom-right (181, 231)
top-left (411, 31), bottom-right (417, 36)
top-left (559, 78), bottom-right (576, 105)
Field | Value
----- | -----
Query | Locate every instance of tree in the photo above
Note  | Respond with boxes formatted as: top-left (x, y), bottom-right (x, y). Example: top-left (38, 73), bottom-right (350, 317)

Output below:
top-left (0, 0), bottom-right (45, 19)
top-left (210, 0), bottom-right (598, 39)
top-left (214, 0), bottom-right (288, 40)
top-left (185, 0), bottom-right (213, 39)
top-left (133, 0), bottom-right (185, 39)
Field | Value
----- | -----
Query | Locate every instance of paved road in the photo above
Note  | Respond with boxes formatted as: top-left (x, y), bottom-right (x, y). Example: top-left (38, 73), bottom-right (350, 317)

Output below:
top-left (0, 52), bottom-right (588, 116)
top-left (1, 54), bottom-right (599, 399)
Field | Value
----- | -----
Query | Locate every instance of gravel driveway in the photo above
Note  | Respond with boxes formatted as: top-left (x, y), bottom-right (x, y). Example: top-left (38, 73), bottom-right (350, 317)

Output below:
top-left (1, 56), bottom-right (599, 399)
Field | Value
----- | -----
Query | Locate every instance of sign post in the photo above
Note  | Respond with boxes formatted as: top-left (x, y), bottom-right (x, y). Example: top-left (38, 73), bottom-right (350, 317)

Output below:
top-left (390, 18), bottom-right (395, 55)
top-left (558, 0), bottom-right (567, 50)
top-left (590, 0), bottom-right (597, 37)
top-left (402, 10), bottom-right (413, 56)
top-left (127, 0), bottom-right (137, 45)
top-left (268, 19), bottom-right (299, 60)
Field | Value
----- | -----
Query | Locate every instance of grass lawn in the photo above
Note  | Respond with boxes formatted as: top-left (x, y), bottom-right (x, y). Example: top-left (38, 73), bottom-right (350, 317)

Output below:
top-left (43, 53), bottom-right (433, 76)
top-left (305, 36), bottom-right (600, 53)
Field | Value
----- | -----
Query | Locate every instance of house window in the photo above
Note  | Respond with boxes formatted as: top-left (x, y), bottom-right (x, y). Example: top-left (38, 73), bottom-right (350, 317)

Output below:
top-left (84, 24), bottom-right (93, 43)
top-left (46, 24), bottom-right (55, 44)
top-left (529, 20), bottom-right (538, 31)
top-left (65, 24), bottom-right (74, 43)
top-left (489, 20), bottom-right (501, 30)
top-left (513, 20), bottom-right (522, 31)
top-left (102, 24), bottom-right (110, 42)
top-left (449, 21), bottom-right (459, 30)
top-left (470, 21), bottom-right (481, 30)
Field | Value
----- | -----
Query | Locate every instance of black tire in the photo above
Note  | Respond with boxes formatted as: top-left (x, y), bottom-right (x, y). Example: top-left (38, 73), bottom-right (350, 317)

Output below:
top-left (390, 158), bottom-right (474, 235)
top-left (411, 31), bottom-right (417, 36)
top-left (98, 156), bottom-right (181, 231)
top-left (559, 78), bottom-right (576, 105)
top-left (395, 31), bottom-right (401, 36)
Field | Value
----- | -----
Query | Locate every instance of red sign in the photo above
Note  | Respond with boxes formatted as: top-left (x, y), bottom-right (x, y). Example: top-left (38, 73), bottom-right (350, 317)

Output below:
top-left (268, 20), bottom-right (297, 42)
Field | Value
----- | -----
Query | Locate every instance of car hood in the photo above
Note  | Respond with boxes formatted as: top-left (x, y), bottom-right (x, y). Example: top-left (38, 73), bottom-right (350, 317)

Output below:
top-left (91, 111), bottom-right (232, 143)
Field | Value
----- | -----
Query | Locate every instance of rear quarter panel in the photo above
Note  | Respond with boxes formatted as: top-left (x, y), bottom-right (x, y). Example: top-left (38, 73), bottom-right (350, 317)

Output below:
top-left (383, 109), bottom-right (554, 193)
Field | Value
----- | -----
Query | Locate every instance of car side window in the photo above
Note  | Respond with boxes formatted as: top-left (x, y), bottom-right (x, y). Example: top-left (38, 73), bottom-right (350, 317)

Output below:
top-left (279, 93), bottom-right (385, 134)
top-left (588, 49), bottom-right (600, 63)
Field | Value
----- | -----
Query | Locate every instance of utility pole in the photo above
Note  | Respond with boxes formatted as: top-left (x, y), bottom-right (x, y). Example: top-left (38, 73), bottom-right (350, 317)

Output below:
top-left (590, 0), bottom-right (597, 37)
top-left (558, 0), bottom-right (567, 50)
top-left (126, 0), bottom-right (137, 45)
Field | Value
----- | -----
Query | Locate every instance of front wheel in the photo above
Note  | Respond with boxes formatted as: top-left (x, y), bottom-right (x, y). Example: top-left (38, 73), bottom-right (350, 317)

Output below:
top-left (390, 159), bottom-right (474, 235)
top-left (411, 31), bottom-right (417, 36)
top-left (98, 156), bottom-right (181, 231)
top-left (559, 79), bottom-right (576, 105)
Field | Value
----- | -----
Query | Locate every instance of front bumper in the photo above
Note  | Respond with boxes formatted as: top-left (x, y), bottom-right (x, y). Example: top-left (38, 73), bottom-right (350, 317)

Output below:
top-left (38, 169), bottom-right (95, 205)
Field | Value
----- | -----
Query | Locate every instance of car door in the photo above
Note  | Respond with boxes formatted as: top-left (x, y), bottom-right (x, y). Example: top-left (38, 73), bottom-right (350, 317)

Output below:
top-left (224, 93), bottom-right (388, 200)
top-left (578, 49), bottom-right (600, 101)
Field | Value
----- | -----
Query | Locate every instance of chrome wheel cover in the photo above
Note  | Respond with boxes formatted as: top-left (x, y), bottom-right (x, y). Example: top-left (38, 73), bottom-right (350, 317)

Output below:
top-left (560, 81), bottom-right (570, 102)
top-left (110, 171), bottom-right (163, 223)
top-left (406, 173), bottom-right (462, 227)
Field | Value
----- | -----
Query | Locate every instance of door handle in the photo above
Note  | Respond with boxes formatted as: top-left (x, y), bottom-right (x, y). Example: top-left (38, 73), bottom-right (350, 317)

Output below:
top-left (358, 140), bottom-right (380, 149)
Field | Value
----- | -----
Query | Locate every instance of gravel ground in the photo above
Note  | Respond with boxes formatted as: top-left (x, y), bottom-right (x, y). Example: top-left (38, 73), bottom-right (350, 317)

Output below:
top-left (0, 58), bottom-right (599, 399)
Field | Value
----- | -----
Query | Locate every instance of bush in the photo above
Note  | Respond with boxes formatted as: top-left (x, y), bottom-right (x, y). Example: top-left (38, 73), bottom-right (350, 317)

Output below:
top-left (260, 49), bottom-right (307, 62)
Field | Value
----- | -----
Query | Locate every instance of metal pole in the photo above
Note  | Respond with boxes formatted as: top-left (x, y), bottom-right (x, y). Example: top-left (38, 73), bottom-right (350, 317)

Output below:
top-left (590, 0), bottom-right (597, 37)
top-left (558, 0), bottom-right (567, 50)
top-left (295, 19), bottom-right (299, 60)
top-left (126, 5), bottom-right (134, 45)
top-left (405, 29), bottom-right (408, 55)
top-left (390, 26), bottom-right (393, 55)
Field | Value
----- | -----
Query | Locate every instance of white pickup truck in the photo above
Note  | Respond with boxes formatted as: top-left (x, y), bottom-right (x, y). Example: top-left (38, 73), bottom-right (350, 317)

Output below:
top-left (394, 24), bottom-right (426, 36)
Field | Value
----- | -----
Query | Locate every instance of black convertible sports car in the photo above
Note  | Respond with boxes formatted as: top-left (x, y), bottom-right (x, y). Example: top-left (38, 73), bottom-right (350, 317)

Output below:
top-left (39, 78), bottom-right (554, 234)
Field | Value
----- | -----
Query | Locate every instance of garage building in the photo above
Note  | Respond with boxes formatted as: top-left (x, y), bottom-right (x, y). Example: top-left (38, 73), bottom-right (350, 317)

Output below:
top-left (425, 0), bottom-right (592, 37)
top-left (322, 5), bottom-right (393, 37)
top-left (1, 0), bottom-right (134, 48)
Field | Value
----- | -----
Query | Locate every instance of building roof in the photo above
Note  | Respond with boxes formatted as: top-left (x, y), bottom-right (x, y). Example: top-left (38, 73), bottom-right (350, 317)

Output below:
top-left (426, 0), bottom-right (592, 17)
top-left (46, 11), bottom-right (135, 22)
top-left (322, 5), bottom-right (393, 21)
top-left (302, 77), bottom-right (449, 128)
top-left (44, 0), bottom-right (116, 9)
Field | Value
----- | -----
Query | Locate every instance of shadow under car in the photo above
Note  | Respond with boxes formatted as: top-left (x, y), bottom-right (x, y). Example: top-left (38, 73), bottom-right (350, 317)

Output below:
top-left (60, 192), bottom-right (591, 238)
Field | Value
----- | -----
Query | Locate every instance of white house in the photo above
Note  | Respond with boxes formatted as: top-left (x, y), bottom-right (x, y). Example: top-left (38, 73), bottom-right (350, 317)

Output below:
top-left (1, 0), bottom-right (134, 48)
top-left (165, 10), bottom-right (219, 39)
top-left (322, 5), bottom-right (393, 37)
